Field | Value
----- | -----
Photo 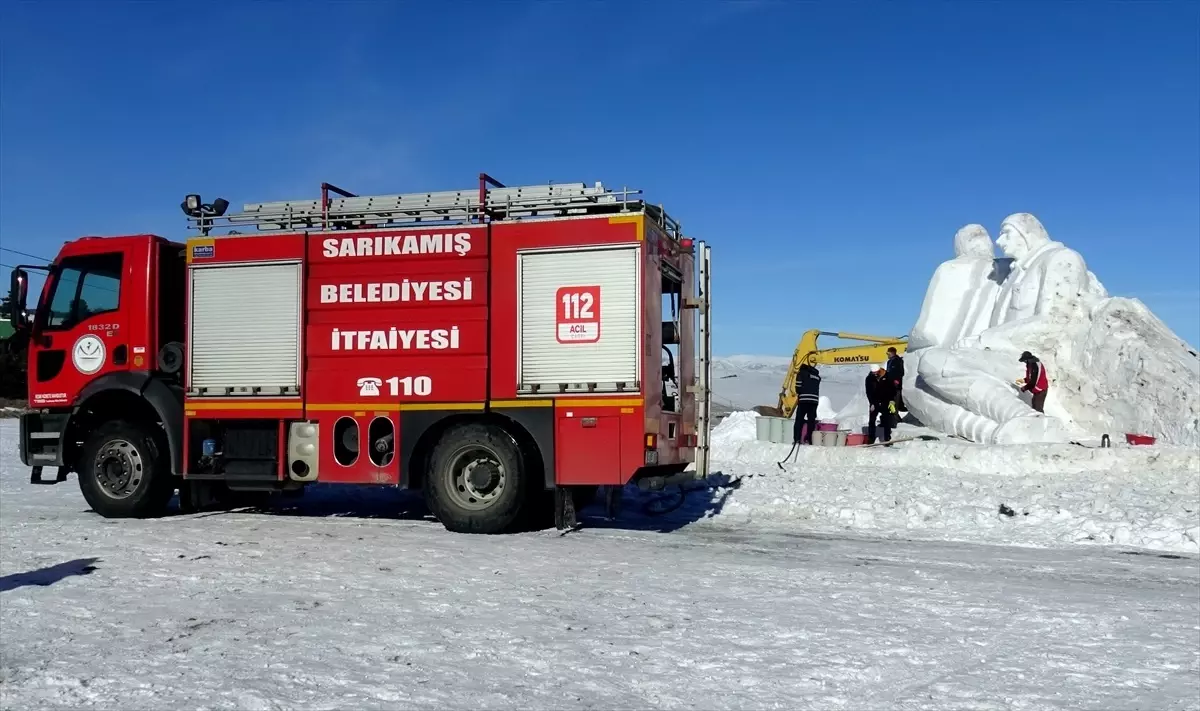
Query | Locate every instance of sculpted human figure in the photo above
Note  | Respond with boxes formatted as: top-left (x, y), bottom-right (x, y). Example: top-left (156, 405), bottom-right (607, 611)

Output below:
top-left (907, 224), bottom-right (1010, 350)
top-left (907, 213), bottom-right (1099, 444)
top-left (956, 212), bottom-right (1106, 352)
top-left (903, 224), bottom-right (1017, 442)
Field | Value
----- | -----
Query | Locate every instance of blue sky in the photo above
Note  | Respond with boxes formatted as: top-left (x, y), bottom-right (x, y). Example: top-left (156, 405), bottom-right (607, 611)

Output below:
top-left (2, 1), bottom-right (1197, 355)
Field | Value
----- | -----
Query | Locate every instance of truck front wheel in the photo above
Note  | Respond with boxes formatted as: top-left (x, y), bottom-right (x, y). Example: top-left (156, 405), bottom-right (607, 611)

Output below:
top-left (424, 423), bottom-right (532, 534)
top-left (77, 420), bottom-right (175, 518)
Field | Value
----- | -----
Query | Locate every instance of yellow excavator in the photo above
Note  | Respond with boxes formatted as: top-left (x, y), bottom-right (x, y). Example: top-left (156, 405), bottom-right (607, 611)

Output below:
top-left (757, 330), bottom-right (908, 418)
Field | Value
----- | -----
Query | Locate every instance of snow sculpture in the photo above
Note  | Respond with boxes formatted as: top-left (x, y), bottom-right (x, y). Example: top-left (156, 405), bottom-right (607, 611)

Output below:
top-left (905, 213), bottom-right (1200, 445)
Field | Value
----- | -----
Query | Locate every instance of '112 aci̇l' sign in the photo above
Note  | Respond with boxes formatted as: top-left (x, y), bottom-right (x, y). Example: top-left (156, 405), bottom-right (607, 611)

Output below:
top-left (556, 286), bottom-right (600, 343)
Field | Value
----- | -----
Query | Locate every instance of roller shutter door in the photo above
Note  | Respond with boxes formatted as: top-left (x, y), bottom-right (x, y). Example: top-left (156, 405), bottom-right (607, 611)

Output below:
top-left (189, 262), bottom-right (302, 394)
top-left (518, 244), bottom-right (640, 391)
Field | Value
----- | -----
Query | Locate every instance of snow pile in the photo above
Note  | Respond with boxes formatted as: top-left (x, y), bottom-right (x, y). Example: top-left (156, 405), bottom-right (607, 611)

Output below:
top-left (902, 213), bottom-right (1200, 446)
top-left (710, 410), bottom-right (759, 451)
top-left (815, 395), bottom-right (836, 420)
top-left (702, 411), bottom-right (1200, 554)
top-left (1066, 297), bottom-right (1200, 445)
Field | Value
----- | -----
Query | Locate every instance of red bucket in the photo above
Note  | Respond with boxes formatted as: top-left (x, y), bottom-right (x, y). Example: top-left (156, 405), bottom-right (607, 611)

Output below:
top-left (845, 433), bottom-right (867, 446)
top-left (1125, 433), bottom-right (1156, 446)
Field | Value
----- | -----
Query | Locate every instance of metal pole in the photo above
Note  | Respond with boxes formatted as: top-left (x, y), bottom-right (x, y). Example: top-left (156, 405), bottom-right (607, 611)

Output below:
top-left (478, 172), bottom-right (506, 223)
top-left (320, 182), bottom-right (356, 229)
top-left (695, 241), bottom-right (712, 481)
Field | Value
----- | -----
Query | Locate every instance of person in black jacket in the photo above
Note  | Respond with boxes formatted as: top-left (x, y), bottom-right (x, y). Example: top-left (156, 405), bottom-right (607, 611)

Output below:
top-left (793, 363), bottom-right (821, 445)
top-left (886, 346), bottom-right (906, 413)
top-left (865, 365), bottom-right (897, 444)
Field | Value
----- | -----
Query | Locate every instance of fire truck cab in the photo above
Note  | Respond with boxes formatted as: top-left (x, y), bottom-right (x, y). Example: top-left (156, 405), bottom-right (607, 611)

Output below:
top-left (8, 174), bottom-right (713, 533)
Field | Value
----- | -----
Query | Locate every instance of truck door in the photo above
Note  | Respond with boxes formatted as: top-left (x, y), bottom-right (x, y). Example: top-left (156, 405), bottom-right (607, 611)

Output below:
top-left (29, 251), bottom-right (128, 407)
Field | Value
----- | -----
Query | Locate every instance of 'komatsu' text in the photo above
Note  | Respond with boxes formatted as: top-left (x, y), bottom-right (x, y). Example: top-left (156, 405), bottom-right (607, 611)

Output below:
top-left (320, 278), bottom-right (474, 304)
top-left (322, 233), bottom-right (472, 258)
top-left (331, 327), bottom-right (461, 351)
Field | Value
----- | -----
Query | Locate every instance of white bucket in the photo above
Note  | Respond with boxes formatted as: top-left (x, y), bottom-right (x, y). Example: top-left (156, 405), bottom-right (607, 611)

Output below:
top-left (756, 417), bottom-right (770, 442)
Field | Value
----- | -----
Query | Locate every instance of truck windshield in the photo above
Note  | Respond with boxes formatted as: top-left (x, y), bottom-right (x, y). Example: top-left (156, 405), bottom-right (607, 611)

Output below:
top-left (42, 252), bottom-right (123, 330)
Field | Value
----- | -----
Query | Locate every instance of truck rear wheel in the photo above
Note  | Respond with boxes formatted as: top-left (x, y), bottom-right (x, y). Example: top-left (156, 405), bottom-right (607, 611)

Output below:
top-left (424, 423), bottom-right (532, 534)
top-left (77, 420), bottom-right (175, 518)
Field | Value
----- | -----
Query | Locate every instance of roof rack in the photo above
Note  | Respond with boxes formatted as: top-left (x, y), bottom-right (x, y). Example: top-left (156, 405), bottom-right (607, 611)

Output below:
top-left (187, 173), bottom-right (682, 241)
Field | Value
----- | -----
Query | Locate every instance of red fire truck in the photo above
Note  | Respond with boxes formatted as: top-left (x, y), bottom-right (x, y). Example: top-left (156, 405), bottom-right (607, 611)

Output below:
top-left (7, 174), bottom-right (713, 533)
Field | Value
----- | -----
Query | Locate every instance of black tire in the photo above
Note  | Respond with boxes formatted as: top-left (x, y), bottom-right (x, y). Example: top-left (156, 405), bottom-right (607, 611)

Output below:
top-left (77, 420), bottom-right (175, 518)
top-left (424, 423), bottom-right (532, 534)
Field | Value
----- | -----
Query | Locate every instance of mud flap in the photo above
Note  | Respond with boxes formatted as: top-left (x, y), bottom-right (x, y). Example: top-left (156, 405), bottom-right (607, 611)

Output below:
top-left (30, 466), bottom-right (69, 485)
top-left (554, 487), bottom-right (577, 530)
top-left (604, 485), bottom-right (623, 520)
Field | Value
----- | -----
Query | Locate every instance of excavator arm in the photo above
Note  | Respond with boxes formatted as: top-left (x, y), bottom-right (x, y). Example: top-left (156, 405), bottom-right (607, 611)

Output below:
top-left (763, 329), bottom-right (908, 418)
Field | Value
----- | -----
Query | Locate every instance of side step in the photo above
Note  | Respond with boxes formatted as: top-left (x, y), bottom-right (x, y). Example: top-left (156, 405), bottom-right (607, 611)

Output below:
top-left (184, 457), bottom-right (284, 493)
top-left (223, 460), bottom-right (282, 491)
top-left (21, 413), bottom-right (69, 470)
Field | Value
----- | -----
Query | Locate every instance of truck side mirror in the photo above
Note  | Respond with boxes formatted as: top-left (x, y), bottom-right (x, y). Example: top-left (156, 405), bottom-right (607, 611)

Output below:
top-left (7, 268), bottom-right (28, 329)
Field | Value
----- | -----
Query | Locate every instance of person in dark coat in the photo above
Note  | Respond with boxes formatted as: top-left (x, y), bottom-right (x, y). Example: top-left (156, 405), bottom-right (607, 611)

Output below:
top-left (793, 363), bottom-right (821, 444)
top-left (886, 346), bottom-right (906, 412)
top-left (866, 365), bottom-right (897, 444)
top-left (1018, 351), bottom-right (1049, 413)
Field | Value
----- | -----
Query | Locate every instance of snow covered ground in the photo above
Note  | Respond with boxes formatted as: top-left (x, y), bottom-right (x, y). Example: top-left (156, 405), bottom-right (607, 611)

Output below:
top-left (709, 356), bottom-right (1199, 554)
top-left (2, 418), bottom-right (1199, 710)
top-left (709, 411), bottom-right (1200, 554)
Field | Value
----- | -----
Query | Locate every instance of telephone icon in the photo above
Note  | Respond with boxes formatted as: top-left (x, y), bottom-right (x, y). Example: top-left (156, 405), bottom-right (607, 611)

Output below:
top-left (357, 377), bottom-right (382, 397)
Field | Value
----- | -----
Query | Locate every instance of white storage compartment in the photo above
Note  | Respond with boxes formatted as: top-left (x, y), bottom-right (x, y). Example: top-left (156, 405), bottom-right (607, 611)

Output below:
top-left (189, 262), bottom-right (302, 395)
top-left (517, 244), bottom-right (640, 393)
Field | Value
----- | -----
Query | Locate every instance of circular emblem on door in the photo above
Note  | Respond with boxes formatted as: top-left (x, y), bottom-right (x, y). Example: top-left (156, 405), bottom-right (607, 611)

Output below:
top-left (72, 335), bottom-right (107, 374)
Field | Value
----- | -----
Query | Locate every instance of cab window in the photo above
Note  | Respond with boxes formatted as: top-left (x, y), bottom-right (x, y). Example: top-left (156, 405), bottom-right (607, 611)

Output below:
top-left (44, 252), bottom-right (122, 329)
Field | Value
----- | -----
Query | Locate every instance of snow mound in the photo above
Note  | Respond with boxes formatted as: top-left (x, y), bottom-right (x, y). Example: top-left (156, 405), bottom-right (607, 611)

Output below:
top-left (700, 411), bottom-right (1200, 554)
top-left (1066, 297), bottom-right (1200, 445)
top-left (710, 410), bottom-right (759, 450)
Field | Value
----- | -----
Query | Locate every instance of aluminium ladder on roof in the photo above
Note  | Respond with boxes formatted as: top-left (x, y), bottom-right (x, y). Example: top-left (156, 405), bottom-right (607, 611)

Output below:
top-left (189, 180), bottom-right (682, 239)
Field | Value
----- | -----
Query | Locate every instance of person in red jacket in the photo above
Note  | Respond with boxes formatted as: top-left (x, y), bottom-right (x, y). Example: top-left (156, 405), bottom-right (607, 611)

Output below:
top-left (1018, 351), bottom-right (1049, 413)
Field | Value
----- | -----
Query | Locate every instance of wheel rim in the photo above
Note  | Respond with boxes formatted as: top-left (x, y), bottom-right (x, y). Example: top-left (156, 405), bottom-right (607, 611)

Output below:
top-left (93, 439), bottom-right (144, 500)
top-left (445, 446), bottom-right (506, 511)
